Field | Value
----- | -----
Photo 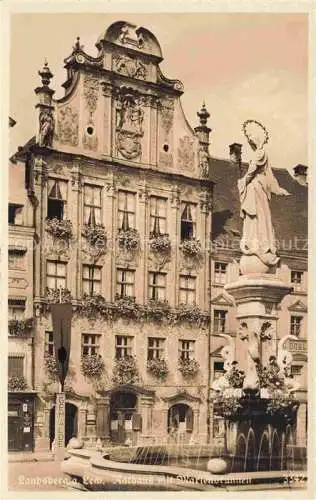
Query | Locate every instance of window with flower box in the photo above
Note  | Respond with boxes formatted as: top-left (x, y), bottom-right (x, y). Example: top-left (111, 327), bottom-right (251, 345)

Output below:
top-left (291, 271), bottom-right (304, 292)
top-left (214, 262), bottom-right (228, 285)
top-left (84, 184), bottom-right (102, 225)
top-left (47, 179), bottom-right (67, 220)
top-left (179, 340), bottom-right (195, 361)
top-left (213, 310), bottom-right (227, 333)
top-left (213, 361), bottom-right (224, 379)
top-left (148, 272), bottom-right (166, 301)
top-left (82, 265), bottom-right (102, 296)
top-left (180, 202), bottom-right (196, 241)
top-left (147, 337), bottom-right (165, 360)
top-left (81, 334), bottom-right (100, 357)
top-left (290, 315), bottom-right (303, 337)
top-left (118, 191), bottom-right (136, 231)
top-left (116, 269), bottom-right (135, 298)
top-left (179, 275), bottom-right (196, 305)
top-left (44, 331), bottom-right (54, 356)
top-left (115, 336), bottom-right (133, 359)
top-left (150, 196), bottom-right (167, 235)
top-left (46, 261), bottom-right (67, 289)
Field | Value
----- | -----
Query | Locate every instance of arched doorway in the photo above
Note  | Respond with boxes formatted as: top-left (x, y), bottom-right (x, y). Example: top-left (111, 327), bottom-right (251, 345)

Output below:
top-left (110, 391), bottom-right (137, 444)
top-left (167, 404), bottom-right (193, 442)
top-left (49, 402), bottom-right (78, 448)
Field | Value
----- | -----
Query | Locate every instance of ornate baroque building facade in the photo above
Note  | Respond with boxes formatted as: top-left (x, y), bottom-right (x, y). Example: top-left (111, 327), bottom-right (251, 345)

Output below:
top-left (9, 22), bottom-right (307, 452)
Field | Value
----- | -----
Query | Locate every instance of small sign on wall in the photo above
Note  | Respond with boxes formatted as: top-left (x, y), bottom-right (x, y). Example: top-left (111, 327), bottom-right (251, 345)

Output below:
top-left (23, 427), bottom-right (31, 433)
top-left (111, 420), bottom-right (118, 430)
top-left (23, 404), bottom-right (28, 413)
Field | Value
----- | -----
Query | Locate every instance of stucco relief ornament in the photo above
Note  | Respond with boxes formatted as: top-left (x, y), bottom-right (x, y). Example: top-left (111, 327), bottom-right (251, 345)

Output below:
top-left (38, 109), bottom-right (54, 147)
top-left (113, 54), bottom-right (147, 80)
top-left (83, 74), bottom-right (99, 115)
top-left (239, 120), bottom-right (290, 274)
top-left (116, 94), bottom-right (144, 160)
top-left (178, 136), bottom-right (195, 171)
top-left (57, 107), bottom-right (79, 146)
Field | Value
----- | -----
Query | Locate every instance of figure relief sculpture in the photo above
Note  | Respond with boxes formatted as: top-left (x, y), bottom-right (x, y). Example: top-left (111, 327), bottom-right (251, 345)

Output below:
top-left (39, 109), bottom-right (54, 147)
top-left (239, 120), bottom-right (290, 274)
top-left (238, 321), bottom-right (260, 391)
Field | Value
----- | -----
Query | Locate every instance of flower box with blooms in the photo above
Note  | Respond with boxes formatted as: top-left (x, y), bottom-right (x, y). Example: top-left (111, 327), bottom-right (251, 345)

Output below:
top-left (118, 228), bottom-right (140, 252)
top-left (81, 294), bottom-right (109, 319)
top-left (46, 217), bottom-right (73, 240)
top-left (178, 357), bottom-right (200, 378)
top-left (176, 303), bottom-right (210, 327)
top-left (8, 375), bottom-right (28, 391)
top-left (213, 395), bottom-right (243, 419)
top-left (8, 318), bottom-right (34, 336)
top-left (266, 390), bottom-right (298, 421)
top-left (81, 354), bottom-right (105, 379)
top-left (227, 362), bottom-right (245, 388)
top-left (44, 353), bottom-right (59, 380)
top-left (82, 224), bottom-right (107, 249)
top-left (180, 238), bottom-right (202, 258)
top-left (112, 295), bottom-right (140, 320)
top-left (257, 356), bottom-right (285, 391)
top-left (149, 233), bottom-right (171, 254)
top-left (142, 299), bottom-right (171, 322)
top-left (45, 287), bottom-right (73, 304)
top-left (112, 356), bottom-right (139, 386)
top-left (147, 358), bottom-right (169, 380)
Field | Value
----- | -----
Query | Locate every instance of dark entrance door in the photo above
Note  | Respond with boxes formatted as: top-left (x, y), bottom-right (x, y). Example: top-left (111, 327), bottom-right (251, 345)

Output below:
top-left (49, 403), bottom-right (78, 448)
top-left (8, 402), bottom-right (23, 451)
top-left (110, 392), bottom-right (137, 444)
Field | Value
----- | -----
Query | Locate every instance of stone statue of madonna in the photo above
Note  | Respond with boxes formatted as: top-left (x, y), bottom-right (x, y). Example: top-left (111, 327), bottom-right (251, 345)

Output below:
top-left (238, 120), bottom-right (290, 274)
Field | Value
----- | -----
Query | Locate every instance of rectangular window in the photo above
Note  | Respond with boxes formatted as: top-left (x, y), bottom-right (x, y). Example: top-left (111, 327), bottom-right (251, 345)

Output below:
top-left (8, 299), bottom-right (26, 320)
top-left (118, 191), bottom-right (136, 231)
top-left (290, 315), bottom-right (303, 337)
top-left (82, 265), bottom-right (102, 296)
top-left (84, 184), bottom-right (102, 225)
top-left (291, 271), bottom-right (303, 291)
top-left (46, 260), bottom-right (67, 290)
top-left (179, 340), bottom-right (195, 361)
top-left (45, 331), bottom-right (54, 356)
top-left (115, 336), bottom-right (133, 359)
top-left (291, 365), bottom-right (302, 376)
top-left (213, 310), bottom-right (227, 333)
top-left (179, 275), bottom-right (196, 305)
top-left (147, 337), bottom-right (165, 360)
top-left (213, 361), bottom-right (225, 379)
top-left (81, 334), bottom-right (100, 357)
top-left (8, 356), bottom-right (24, 378)
top-left (150, 196), bottom-right (167, 235)
top-left (8, 250), bottom-right (25, 270)
top-left (180, 202), bottom-right (196, 241)
top-left (116, 269), bottom-right (135, 298)
top-left (47, 179), bottom-right (67, 220)
top-left (8, 204), bottom-right (23, 225)
top-left (148, 272), bottom-right (166, 301)
top-left (214, 262), bottom-right (228, 285)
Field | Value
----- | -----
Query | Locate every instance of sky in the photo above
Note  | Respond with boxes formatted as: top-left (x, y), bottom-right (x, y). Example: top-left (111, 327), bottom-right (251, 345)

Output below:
top-left (9, 12), bottom-right (308, 171)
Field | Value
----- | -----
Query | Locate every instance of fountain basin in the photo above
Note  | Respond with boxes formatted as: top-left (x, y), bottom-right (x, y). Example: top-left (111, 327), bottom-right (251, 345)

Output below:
top-left (61, 448), bottom-right (307, 491)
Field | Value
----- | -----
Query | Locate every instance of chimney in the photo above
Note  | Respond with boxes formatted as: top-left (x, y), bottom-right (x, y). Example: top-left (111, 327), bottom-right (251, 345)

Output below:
top-left (229, 143), bottom-right (242, 165)
top-left (293, 164), bottom-right (308, 186)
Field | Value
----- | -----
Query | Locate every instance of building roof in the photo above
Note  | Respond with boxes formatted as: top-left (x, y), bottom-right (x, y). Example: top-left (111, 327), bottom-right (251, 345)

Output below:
top-left (211, 158), bottom-right (308, 257)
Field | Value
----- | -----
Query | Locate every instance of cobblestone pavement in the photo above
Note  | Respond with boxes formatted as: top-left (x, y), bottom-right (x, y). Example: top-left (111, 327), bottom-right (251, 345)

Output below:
top-left (8, 460), bottom-right (70, 491)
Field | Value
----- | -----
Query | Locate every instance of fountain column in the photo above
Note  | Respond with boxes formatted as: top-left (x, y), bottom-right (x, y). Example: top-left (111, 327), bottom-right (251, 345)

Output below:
top-left (225, 274), bottom-right (291, 391)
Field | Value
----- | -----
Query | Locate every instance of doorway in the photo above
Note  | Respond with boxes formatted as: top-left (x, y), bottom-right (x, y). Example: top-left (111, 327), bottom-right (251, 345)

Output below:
top-left (110, 391), bottom-right (137, 444)
top-left (167, 404), bottom-right (193, 442)
top-left (49, 402), bottom-right (78, 448)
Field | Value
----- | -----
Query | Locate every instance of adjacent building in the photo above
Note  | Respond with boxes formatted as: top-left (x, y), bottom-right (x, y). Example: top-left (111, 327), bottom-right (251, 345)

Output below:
top-left (9, 21), bottom-right (307, 452)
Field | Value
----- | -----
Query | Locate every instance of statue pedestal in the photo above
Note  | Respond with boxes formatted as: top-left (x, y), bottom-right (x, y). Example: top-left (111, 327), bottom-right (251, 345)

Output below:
top-left (225, 273), bottom-right (292, 375)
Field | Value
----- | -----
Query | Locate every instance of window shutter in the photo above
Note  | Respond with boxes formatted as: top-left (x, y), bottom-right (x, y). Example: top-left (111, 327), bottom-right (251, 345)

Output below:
top-left (186, 406), bottom-right (194, 432)
top-left (132, 413), bottom-right (142, 431)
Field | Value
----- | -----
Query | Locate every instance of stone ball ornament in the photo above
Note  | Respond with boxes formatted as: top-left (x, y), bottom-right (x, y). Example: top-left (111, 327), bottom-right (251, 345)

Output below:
top-left (67, 437), bottom-right (84, 449)
top-left (206, 458), bottom-right (228, 474)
